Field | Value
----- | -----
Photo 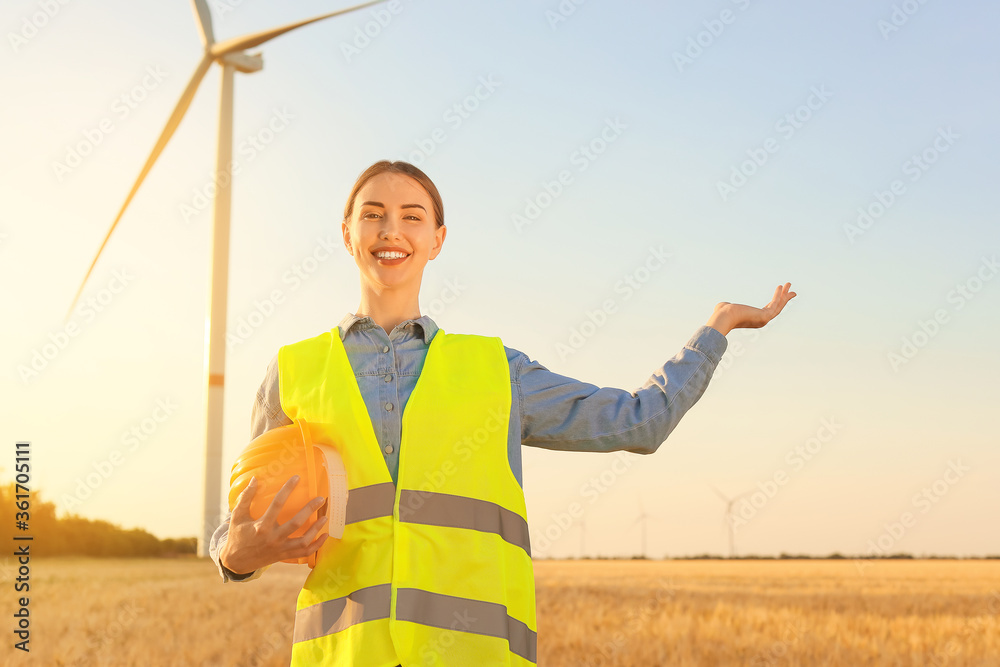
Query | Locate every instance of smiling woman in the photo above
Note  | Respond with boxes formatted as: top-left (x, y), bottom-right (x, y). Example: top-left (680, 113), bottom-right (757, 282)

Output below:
top-left (340, 161), bottom-right (448, 334)
top-left (209, 159), bottom-right (796, 667)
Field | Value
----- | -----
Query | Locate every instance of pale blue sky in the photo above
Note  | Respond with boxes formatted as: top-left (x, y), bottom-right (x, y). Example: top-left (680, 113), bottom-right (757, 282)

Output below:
top-left (2, 0), bottom-right (998, 558)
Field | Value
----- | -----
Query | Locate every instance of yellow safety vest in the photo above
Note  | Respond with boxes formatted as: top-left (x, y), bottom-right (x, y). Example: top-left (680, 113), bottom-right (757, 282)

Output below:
top-left (278, 326), bottom-right (537, 666)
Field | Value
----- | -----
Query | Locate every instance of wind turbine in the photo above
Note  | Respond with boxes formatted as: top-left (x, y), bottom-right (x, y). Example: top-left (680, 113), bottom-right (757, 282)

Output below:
top-left (64, 0), bottom-right (389, 557)
top-left (627, 493), bottom-right (661, 559)
top-left (710, 485), bottom-right (750, 558)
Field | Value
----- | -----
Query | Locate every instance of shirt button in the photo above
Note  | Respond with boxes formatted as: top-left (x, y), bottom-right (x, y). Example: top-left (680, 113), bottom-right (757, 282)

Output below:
top-left (382, 345), bottom-right (389, 353)
top-left (384, 374), bottom-right (392, 382)
top-left (384, 444), bottom-right (394, 454)
top-left (384, 402), bottom-right (393, 411)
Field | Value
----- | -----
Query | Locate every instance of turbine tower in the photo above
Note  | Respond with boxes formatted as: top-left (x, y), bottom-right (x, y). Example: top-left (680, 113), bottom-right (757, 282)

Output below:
top-left (711, 485), bottom-right (750, 558)
top-left (628, 493), bottom-right (656, 558)
top-left (65, 0), bottom-right (389, 557)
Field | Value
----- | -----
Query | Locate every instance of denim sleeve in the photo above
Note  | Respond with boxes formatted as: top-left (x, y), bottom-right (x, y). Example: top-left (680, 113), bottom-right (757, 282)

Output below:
top-left (518, 325), bottom-right (728, 454)
top-left (210, 352), bottom-right (289, 583)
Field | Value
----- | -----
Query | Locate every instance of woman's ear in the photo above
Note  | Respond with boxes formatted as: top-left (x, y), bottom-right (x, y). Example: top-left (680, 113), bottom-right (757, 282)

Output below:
top-left (429, 224), bottom-right (446, 260)
top-left (342, 221), bottom-right (353, 255)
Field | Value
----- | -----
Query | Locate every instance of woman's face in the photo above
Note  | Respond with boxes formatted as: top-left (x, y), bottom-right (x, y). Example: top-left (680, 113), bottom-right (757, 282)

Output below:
top-left (342, 171), bottom-right (446, 294)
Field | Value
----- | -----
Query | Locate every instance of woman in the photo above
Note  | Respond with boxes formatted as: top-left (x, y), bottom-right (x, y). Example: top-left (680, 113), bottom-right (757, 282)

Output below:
top-left (210, 160), bottom-right (797, 666)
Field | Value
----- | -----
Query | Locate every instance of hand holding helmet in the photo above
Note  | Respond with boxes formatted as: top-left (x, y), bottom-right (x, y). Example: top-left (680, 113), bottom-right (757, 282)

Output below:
top-left (221, 473), bottom-right (329, 576)
top-left (221, 419), bottom-right (349, 573)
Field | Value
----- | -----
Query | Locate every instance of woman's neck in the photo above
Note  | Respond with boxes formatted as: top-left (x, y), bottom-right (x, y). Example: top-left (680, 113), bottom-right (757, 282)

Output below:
top-left (355, 291), bottom-right (421, 338)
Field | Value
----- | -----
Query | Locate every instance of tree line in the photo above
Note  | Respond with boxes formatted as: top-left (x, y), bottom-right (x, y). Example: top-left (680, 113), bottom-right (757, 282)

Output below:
top-left (0, 482), bottom-right (196, 557)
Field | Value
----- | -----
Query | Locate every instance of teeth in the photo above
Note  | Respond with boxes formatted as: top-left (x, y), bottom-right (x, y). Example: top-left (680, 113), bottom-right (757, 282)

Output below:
top-left (376, 251), bottom-right (408, 259)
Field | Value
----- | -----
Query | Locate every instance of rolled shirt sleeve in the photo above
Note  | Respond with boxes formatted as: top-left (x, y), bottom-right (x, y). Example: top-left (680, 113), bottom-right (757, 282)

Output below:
top-left (519, 325), bottom-right (728, 454)
top-left (210, 526), bottom-right (268, 583)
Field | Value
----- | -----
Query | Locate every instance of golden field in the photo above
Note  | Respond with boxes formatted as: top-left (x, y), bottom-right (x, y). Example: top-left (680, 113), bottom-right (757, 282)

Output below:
top-left (1, 557), bottom-right (997, 666)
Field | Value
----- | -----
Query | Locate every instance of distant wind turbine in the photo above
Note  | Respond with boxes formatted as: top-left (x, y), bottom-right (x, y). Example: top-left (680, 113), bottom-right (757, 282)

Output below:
top-left (64, 0), bottom-right (389, 557)
top-left (628, 493), bottom-right (665, 558)
top-left (710, 485), bottom-right (751, 558)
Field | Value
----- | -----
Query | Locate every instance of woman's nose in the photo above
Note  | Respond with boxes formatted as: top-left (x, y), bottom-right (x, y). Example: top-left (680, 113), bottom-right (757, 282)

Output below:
top-left (379, 215), bottom-right (403, 238)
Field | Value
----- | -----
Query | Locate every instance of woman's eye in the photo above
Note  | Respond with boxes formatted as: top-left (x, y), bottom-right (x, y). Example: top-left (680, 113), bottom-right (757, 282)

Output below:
top-left (361, 211), bottom-right (420, 221)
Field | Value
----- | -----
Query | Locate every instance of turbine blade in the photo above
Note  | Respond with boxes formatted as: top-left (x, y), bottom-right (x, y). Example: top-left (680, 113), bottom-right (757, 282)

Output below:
top-left (709, 484), bottom-right (731, 504)
top-left (210, 0), bottom-right (388, 57)
top-left (64, 55), bottom-right (214, 323)
top-left (191, 0), bottom-right (215, 47)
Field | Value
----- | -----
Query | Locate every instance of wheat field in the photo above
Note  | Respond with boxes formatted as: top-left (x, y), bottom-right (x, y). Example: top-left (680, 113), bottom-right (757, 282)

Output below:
top-left (1, 557), bottom-right (997, 666)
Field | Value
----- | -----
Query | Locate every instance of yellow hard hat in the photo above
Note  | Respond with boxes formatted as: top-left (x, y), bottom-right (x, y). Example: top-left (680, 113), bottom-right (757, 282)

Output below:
top-left (227, 419), bottom-right (348, 568)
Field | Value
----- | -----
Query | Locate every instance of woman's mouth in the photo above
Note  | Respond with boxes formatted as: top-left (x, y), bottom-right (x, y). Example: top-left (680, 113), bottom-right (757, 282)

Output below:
top-left (372, 250), bottom-right (410, 266)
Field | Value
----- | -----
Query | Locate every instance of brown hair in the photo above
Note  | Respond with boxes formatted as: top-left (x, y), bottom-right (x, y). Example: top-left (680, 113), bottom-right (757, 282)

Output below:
top-left (342, 160), bottom-right (444, 228)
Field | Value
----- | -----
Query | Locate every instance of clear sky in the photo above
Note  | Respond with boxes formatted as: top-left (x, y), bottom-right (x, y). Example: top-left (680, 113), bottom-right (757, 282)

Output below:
top-left (2, 0), bottom-right (998, 559)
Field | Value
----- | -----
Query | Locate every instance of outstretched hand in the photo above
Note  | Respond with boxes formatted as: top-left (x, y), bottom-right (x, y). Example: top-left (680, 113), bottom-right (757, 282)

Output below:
top-left (706, 282), bottom-right (797, 336)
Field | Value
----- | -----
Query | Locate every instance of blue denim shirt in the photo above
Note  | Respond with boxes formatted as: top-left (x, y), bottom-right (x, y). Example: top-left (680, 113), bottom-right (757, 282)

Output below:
top-left (209, 312), bottom-right (728, 582)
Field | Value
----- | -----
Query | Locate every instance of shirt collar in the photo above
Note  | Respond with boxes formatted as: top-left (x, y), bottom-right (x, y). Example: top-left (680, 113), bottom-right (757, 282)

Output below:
top-left (336, 312), bottom-right (438, 345)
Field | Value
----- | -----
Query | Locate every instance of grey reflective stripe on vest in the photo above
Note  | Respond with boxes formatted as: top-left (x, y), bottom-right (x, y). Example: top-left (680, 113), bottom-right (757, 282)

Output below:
top-left (345, 482), bottom-right (396, 523)
top-left (294, 585), bottom-right (537, 662)
top-left (293, 583), bottom-right (392, 643)
top-left (397, 489), bottom-right (532, 557)
top-left (395, 588), bottom-right (537, 663)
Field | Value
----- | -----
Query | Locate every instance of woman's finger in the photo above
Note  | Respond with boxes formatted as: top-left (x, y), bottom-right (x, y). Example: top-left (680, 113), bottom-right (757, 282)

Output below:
top-left (300, 532), bottom-right (330, 559)
top-left (261, 474), bottom-right (302, 526)
top-left (231, 476), bottom-right (258, 523)
top-left (282, 518), bottom-right (330, 561)
top-left (294, 511), bottom-right (330, 549)
top-left (277, 494), bottom-right (327, 539)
